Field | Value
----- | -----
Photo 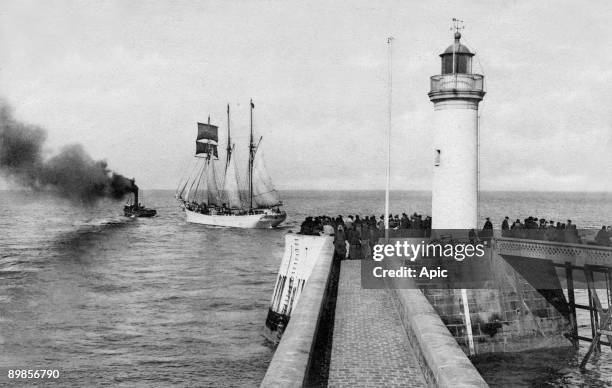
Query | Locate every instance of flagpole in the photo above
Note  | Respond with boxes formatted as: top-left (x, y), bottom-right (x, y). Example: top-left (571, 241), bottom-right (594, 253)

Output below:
top-left (385, 37), bottom-right (393, 239)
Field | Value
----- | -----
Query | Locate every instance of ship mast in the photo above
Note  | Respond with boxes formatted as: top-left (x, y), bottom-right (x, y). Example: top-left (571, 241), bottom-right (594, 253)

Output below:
top-left (207, 116), bottom-right (212, 161)
top-left (249, 99), bottom-right (255, 211)
top-left (226, 104), bottom-right (232, 173)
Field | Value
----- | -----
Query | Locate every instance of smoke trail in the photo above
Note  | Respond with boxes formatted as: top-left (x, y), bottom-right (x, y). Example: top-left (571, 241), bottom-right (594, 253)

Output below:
top-left (0, 101), bottom-right (135, 204)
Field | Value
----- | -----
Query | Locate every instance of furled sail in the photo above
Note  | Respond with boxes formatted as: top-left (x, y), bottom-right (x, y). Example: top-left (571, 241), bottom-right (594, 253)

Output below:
top-left (221, 153), bottom-right (242, 209)
top-left (252, 148), bottom-right (281, 207)
top-left (206, 159), bottom-right (222, 206)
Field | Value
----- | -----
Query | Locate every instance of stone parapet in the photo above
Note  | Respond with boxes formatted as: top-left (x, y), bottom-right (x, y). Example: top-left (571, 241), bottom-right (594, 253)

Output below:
top-left (260, 236), bottom-right (334, 387)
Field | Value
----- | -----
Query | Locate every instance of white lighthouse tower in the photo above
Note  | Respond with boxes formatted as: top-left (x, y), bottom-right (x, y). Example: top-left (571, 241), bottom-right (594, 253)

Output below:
top-left (428, 27), bottom-right (485, 230)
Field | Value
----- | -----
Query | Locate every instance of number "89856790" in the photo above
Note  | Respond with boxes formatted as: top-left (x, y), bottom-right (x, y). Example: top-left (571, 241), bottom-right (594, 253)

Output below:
top-left (7, 369), bottom-right (59, 379)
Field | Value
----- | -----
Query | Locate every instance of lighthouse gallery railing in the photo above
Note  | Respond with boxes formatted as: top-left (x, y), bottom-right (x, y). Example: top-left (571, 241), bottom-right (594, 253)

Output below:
top-left (430, 74), bottom-right (484, 92)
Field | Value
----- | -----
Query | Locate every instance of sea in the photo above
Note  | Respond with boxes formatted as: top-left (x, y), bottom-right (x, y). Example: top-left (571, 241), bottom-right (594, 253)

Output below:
top-left (1, 190), bottom-right (611, 387)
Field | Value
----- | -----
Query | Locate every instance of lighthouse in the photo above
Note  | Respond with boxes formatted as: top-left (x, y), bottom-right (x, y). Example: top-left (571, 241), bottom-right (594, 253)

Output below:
top-left (428, 28), bottom-right (485, 230)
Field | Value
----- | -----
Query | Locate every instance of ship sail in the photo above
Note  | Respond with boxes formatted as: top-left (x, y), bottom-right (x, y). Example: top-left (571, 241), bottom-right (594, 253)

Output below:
top-left (221, 149), bottom-right (242, 209)
top-left (206, 158), bottom-right (222, 206)
top-left (196, 122), bottom-right (219, 158)
top-left (196, 141), bottom-right (218, 158)
top-left (197, 122), bottom-right (218, 142)
top-left (252, 146), bottom-right (281, 207)
top-left (184, 158), bottom-right (206, 202)
top-left (179, 121), bottom-right (221, 205)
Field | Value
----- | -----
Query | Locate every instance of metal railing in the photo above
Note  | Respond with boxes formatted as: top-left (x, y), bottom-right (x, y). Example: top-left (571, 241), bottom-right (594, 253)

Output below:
top-left (430, 74), bottom-right (484, 93)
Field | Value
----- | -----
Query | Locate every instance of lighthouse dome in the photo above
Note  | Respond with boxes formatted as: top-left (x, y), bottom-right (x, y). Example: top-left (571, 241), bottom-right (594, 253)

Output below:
top-left (442, 32), bottom-right (472, 54)
top-left (439, 32), bottom-right (474, 74)
top-left (442, 42), bottom-right (472, 55)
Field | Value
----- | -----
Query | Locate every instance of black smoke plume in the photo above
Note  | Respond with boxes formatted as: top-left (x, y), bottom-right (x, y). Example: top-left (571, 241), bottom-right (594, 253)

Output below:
top-left (0, 101), bottom-right (135, 204)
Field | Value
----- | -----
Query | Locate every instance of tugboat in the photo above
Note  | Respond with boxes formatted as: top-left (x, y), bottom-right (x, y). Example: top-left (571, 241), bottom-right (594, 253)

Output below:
top-left (123, 181), bottom-right (157, 218)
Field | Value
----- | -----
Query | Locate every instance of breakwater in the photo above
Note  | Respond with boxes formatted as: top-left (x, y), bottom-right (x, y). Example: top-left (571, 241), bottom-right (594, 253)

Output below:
top-left (260, 226), bottom-right (612, 387)
top-left (260, 199), bottom-right (612, 386)
top-left (261, 234), bottom-right (493, 387)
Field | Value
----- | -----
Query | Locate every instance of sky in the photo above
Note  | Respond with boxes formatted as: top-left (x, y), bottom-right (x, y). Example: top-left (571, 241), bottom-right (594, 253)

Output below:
top-left (1, 0), bottom-right (611, 191)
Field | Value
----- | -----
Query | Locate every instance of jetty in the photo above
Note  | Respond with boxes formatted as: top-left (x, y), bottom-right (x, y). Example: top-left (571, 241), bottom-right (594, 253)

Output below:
top-left (260, 229), bottom-right (612, 387)
top-left (259, 26), bottom-right (612, 386)
top-left (261, 235), bottom-right (488, 387)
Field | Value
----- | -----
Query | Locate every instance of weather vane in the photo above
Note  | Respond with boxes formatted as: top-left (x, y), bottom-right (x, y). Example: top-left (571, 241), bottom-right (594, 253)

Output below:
top-left (451, 18), bottom-right (465, 34)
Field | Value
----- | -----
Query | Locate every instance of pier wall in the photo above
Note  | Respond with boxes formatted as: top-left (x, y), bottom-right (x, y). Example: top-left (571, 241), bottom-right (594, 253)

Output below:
top-left (384, 256), bottom-right (489, 387)
top-left (262, 234), bottom-right (575, 386)
top-left (260, 236), bottom-right (335, 387)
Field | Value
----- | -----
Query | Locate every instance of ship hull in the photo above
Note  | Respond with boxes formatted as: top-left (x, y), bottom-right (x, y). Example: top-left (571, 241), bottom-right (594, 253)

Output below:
top-left (123, 206), bottom-right (157, 218)
top-left (184, 208), bottom-right (286, 228)
top-left (124, 209), bottom-right (157, 218)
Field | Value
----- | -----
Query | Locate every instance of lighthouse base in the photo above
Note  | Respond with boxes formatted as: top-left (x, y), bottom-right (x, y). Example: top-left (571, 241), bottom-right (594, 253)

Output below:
top-left (421, 247), bottom-right (572, 355)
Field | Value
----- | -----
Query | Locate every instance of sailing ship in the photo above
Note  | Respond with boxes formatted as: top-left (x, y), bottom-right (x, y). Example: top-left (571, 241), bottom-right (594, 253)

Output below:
top-left (175, 100), bottom-right (286, 228)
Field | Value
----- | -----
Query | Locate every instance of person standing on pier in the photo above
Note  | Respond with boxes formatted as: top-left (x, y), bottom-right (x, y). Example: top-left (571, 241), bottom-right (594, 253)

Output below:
top-left (334, 225), bottom-right (347, 259)
top-left (483, 217), bottom-right (493, 229)
top-left (345, 215), bottom-right (354, 230)
top-left (348, 225), bottom-right (362, 260)
top-left (377, 215), bottom-right (385, 231)
top-left (400, 213), bottom-right (410, 229)
top-left (501, 217), bottom-right (509, 230)
top-left (482, 217), bottom-right (493, 239)
top-left (596, 226), bottom-right (610, 246)
top-left (501, 216), bottom-right (510, 236)
top-left (469, 228), bottom-right (478, 243)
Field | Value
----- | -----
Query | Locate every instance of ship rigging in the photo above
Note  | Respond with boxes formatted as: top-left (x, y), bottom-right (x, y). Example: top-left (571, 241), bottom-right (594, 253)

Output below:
top-left (176, 101), bottom-right (286, 228)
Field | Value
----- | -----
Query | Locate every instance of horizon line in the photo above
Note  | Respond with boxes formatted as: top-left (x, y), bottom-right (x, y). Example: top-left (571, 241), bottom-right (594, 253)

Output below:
top-left (1, 188), bottom-right (611, 194)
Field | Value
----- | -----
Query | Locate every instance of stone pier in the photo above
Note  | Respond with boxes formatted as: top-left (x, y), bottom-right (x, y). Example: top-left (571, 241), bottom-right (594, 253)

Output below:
top-left (261, 235), bottom-right (489, 387)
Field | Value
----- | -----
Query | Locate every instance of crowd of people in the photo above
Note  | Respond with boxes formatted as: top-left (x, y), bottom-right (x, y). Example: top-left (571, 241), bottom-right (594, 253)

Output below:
top-left (183, 201), bottom-right (283, 216)
top-left (494, 216), bottom-right (611, 246)
top-left (298, 213), bottom-right (432, 260)
top-left (498, 216), bottom-right (581, 243)
top-left (295, 212), bottom-right (611, 261)
top-left (184, 201), bottom-right (235, 215)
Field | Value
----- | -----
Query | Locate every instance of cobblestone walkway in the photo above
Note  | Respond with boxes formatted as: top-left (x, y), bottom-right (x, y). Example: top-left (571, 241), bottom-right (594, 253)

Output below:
top-left (327, 260), bottom-right (427, 387)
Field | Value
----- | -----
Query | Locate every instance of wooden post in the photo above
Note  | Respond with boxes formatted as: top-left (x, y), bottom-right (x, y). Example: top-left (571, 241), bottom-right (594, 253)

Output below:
top-left (581, 267), bottom-right (612, 369)
top-left (586, 268), bottom-right (597, 349)
top-left (565, 261), bottom-right (578, 348)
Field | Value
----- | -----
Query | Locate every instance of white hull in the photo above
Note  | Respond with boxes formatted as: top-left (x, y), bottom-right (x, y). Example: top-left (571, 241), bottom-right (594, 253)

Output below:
top-left (184, 208), bottom-right (286, 228)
